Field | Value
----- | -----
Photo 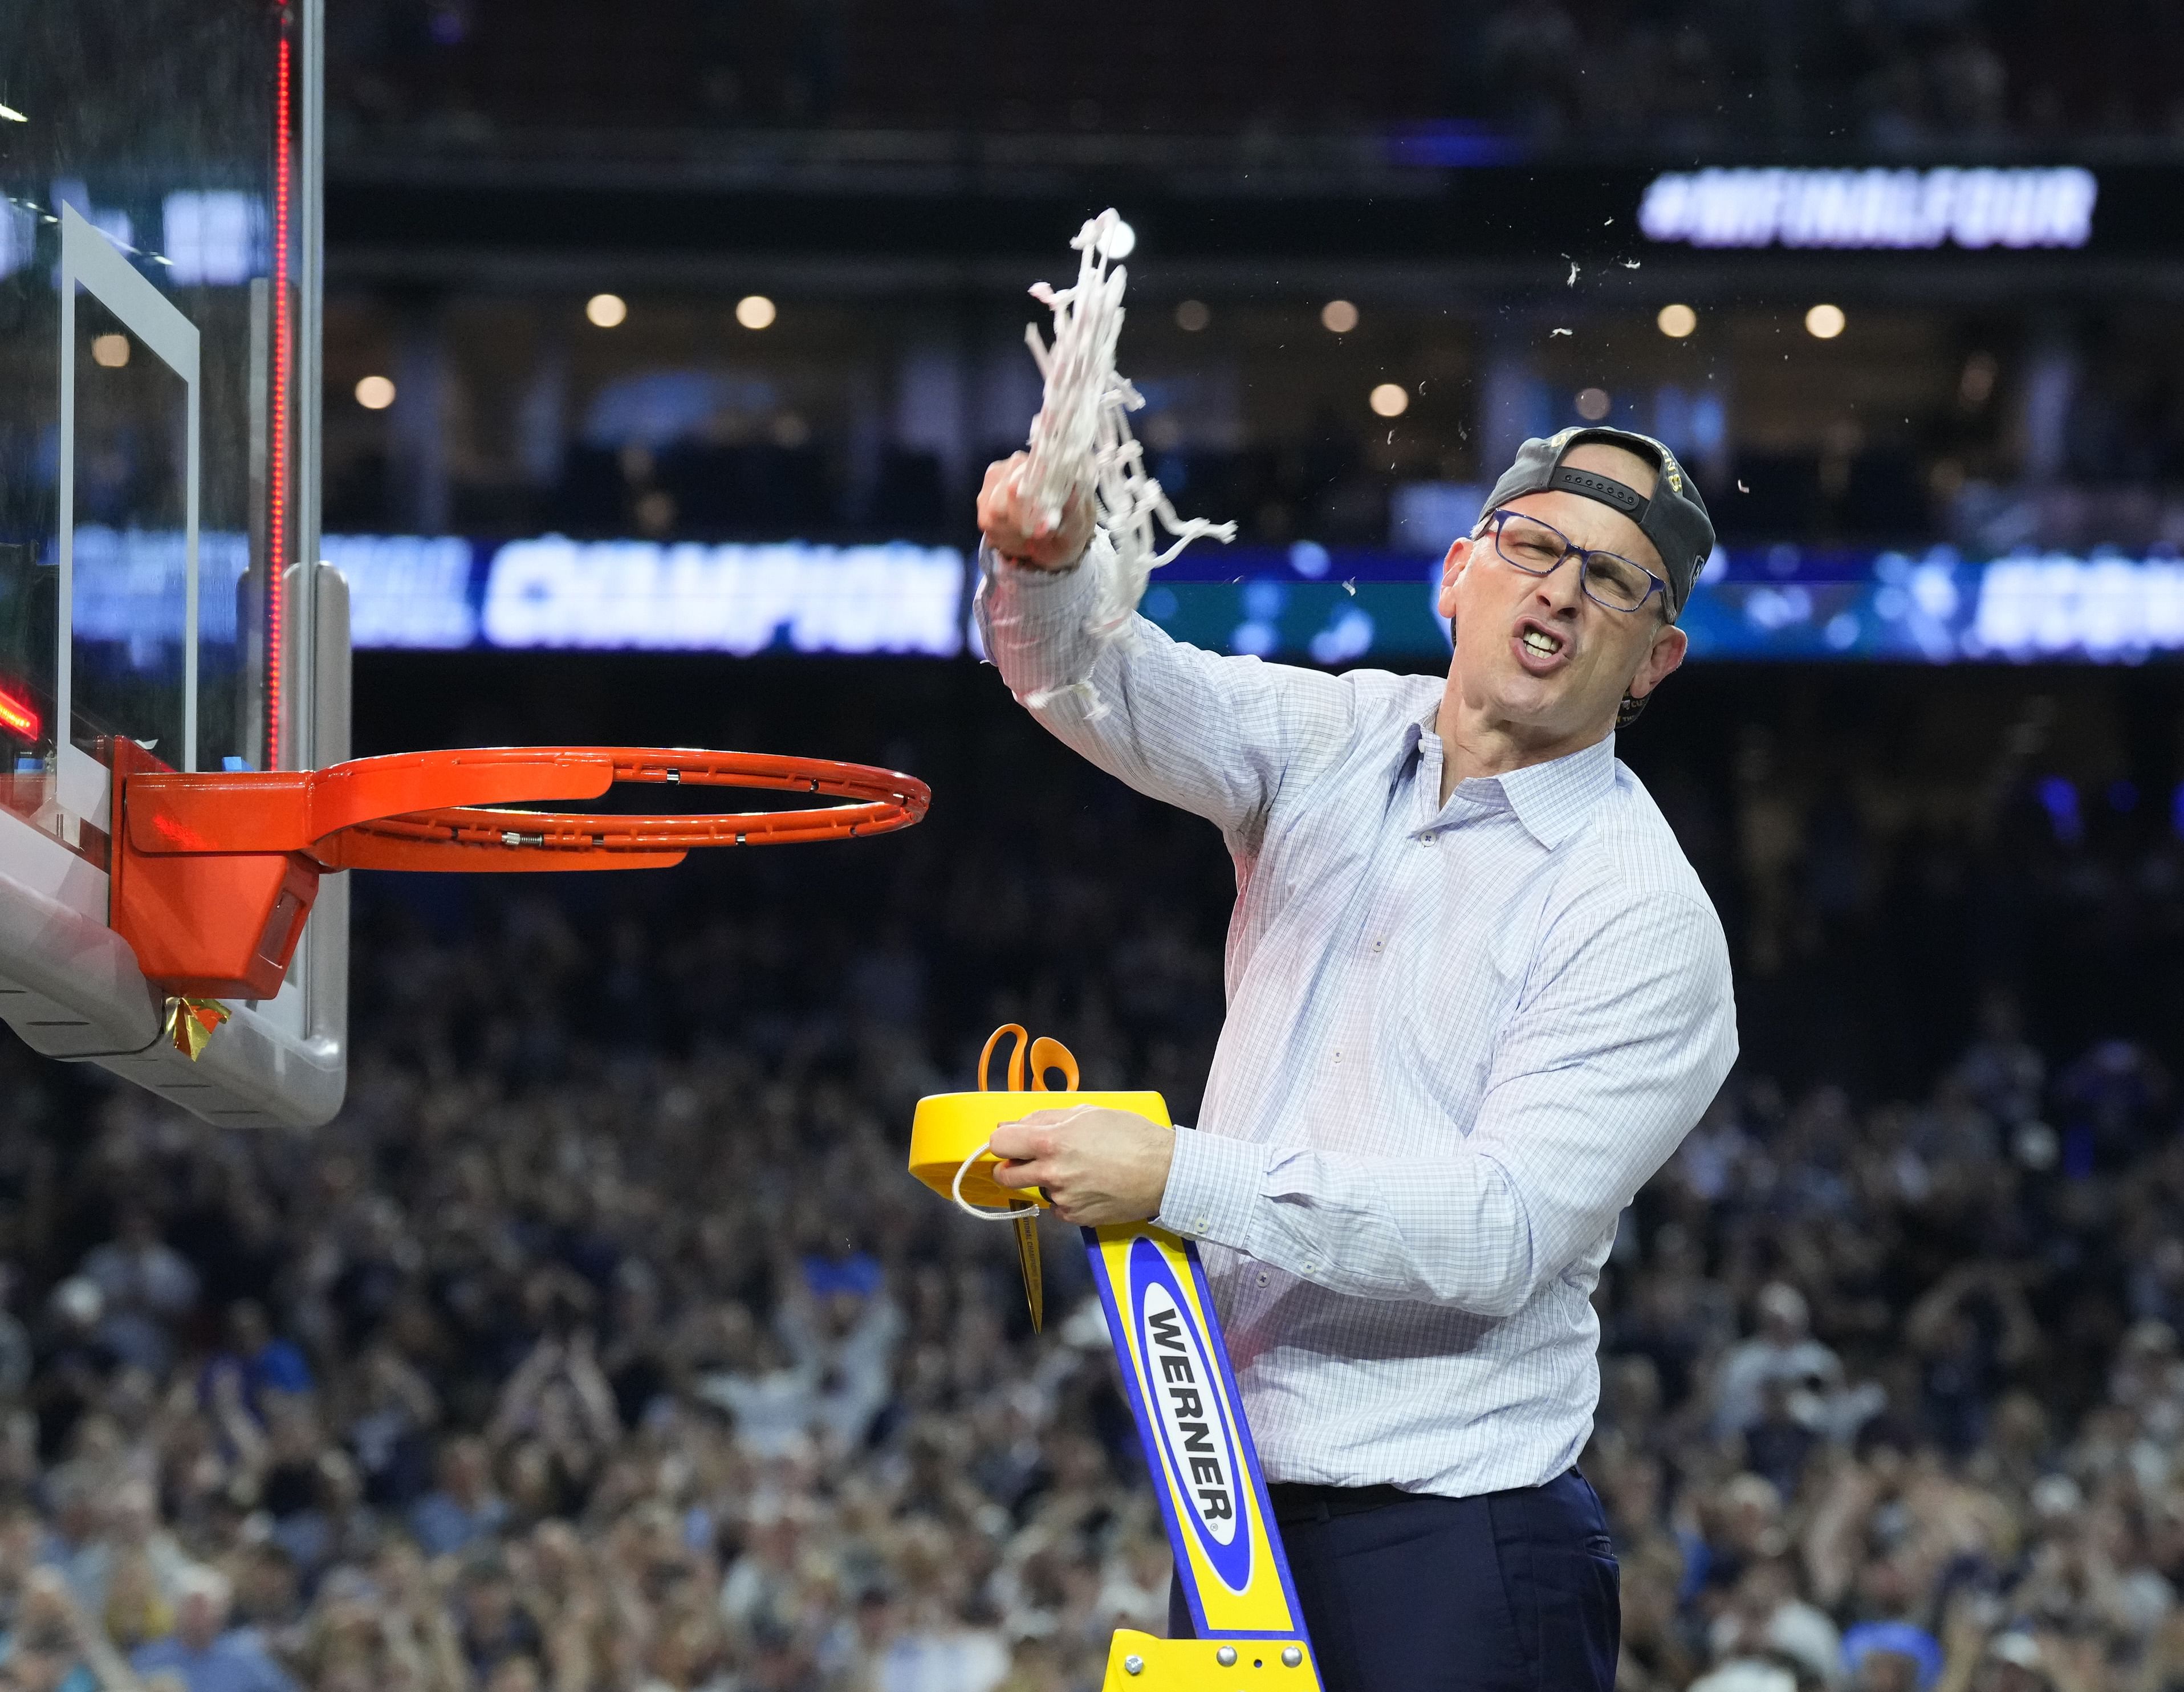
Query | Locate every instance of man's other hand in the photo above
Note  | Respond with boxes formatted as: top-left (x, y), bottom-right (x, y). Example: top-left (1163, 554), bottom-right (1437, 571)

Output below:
top-left (989, 1105), bottom-right (1174, 1227)
top-left (977, 453), bottom-right (1095, 571)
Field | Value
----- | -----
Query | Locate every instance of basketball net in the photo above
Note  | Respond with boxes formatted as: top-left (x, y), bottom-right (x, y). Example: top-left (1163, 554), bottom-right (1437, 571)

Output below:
top-left (1016, 209), bottom-right (1235, 711)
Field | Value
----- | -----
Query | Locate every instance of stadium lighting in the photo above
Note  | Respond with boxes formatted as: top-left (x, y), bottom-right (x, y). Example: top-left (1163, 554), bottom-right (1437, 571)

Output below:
top-left (355, 375), bottom-right (395, 410)
top-left (1320, 300), bottom-right (1359, 334)
top-left (1805, 303), bottom-right (1847, 339)
top-left (0, 104), bottom-right (25, 123)
top-left (90, 333), bottom-right (129, 368)
top-left (1369, 383), bottom-right (1409, 418)
top-left (1575, 387), bottom-right (1612, 421)
top-left (735, 295), bottom-right (777, 330)
top-left (1176, 300), bottom-right (1210, 332)
top-left (1657, 303), bottom-right (1698, 339)
top-left (585, 293), bottom-right (628, 328)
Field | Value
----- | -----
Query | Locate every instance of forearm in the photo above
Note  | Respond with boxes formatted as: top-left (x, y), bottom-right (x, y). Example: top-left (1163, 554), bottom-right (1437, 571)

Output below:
top-left (977, 538), bottom-right (1352, 840)
top-left (1157, 1130), bottom-right (1544, 1317)
top-left (1160, 898), bottom-right (1735, 1315)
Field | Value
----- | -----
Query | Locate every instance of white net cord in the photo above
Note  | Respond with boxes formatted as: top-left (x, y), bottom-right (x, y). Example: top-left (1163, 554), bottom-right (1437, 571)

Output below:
top-left (1014, 209), bottom-right (1235, 711)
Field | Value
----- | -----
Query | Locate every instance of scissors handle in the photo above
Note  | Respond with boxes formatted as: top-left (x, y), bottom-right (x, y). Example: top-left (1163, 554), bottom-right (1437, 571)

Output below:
top-left (978, 1023), bottom-right (1030, 1092)
top-left (978, 1024), bottom-right (1081, 1094)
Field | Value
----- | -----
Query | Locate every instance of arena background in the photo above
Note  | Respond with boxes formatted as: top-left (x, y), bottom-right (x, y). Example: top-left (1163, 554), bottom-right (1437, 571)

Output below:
top-left (6, 5), bottom-right (2184, 1690)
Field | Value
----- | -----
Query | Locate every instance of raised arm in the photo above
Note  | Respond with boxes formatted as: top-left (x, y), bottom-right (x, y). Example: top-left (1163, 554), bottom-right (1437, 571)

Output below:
top-left (1154, 889), bottom-right (1738, 1315)
top-left (974, 453), bottom-right (1355, 847)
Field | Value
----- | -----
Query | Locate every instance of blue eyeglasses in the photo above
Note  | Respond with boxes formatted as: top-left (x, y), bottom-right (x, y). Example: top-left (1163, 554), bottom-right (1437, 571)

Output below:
top-left (1482, 508), bottom-right (1668, 615)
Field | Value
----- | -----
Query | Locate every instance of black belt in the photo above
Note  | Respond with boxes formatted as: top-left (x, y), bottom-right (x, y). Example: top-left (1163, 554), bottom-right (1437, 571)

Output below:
top-left (1267, 1470), bottom-right (1578, 1525)
top-left (1267, 1482), bottom-right (1424, 1524)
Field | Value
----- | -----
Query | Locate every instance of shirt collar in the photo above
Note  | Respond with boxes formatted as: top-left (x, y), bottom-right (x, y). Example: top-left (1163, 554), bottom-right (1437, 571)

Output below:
top-left (1395, 717), bottom-right (1618, 851)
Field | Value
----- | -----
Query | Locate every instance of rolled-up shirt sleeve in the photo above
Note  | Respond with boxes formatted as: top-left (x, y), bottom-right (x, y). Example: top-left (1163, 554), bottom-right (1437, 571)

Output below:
top-left (1157, 889), bottom-right (1737, 1317)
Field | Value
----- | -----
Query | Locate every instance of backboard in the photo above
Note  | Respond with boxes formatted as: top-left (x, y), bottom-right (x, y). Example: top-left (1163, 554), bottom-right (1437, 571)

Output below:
top-left (0, 0), bottom-right (346, 1124)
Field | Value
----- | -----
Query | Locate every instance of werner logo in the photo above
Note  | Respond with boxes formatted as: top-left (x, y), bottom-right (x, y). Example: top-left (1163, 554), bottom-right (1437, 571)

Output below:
top-left (1128, 1239), bottom-right (1253, 1592)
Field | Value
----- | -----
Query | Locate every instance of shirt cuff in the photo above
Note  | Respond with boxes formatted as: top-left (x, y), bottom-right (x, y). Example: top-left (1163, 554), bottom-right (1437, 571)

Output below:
top-left (1156, 1127), bottom-right (1263, 1250)
top-left (974, 535), bottom-right (1111, 697)
top-left (978, 537), bottom-right (1100, 613)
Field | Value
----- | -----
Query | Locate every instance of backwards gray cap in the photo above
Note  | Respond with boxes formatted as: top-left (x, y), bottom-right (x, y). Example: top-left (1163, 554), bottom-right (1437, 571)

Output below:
top-left (1480, 426), bottom-right (1715, 620)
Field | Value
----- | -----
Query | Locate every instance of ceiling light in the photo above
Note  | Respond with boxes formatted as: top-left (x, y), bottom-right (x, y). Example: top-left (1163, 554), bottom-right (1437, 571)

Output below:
top-left (585, 293), bottom-right (628, 328)
top-left (90, 333), bottom-right (130, 368)
top-left (1320, 300), bottom-right (1359, 334)
top-left (355, 375), bottom-right (396, 410)
top-left (1175, 299), bottom-right (1210, 332)
top-left (1656, 303), bottom-right (1697, 338)
top-left (1804, 303), bottom-right (1846, 339)
top-left (1575, 387), bottom-right (1611, 421)
top-left (1369, 383), bottom-right (1408, 418)
top-left (735, 295), bottom-right (777, 331)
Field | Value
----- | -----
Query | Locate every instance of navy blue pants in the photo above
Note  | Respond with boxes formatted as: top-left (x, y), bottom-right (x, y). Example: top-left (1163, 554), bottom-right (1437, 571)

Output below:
top-left (1168, 1470), bottom-right (1619, 1692)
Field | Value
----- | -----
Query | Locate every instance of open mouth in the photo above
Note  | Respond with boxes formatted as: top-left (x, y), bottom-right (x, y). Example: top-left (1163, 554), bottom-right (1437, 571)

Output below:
top-left (1513, 620), bottom-right (1571, 668)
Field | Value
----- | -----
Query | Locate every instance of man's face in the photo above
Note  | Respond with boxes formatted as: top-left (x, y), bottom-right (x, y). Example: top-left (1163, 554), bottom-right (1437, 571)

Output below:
top-left (1437, 443), bottom-right (1687, 747)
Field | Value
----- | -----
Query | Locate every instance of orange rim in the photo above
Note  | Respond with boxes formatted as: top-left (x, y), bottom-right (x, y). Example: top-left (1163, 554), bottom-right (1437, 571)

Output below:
top-left (335, 749), bottom-right (928, 863)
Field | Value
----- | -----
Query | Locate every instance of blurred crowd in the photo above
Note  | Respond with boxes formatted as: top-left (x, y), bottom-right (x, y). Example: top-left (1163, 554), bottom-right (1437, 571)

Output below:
top-left (0, 674), bottom-right (2178, 1691)
top-left (326, 0), bottom-right (2184, 153)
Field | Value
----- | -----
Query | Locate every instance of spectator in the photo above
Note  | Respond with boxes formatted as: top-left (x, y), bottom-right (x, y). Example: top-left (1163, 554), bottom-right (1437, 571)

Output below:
top-left (131, 1568), bottom-right (293, 1692)
top-left (1715, 1284), bottom-right (1847, 1441)
top-left (77, 1214), bottom-right (197, 1378)
top-left (1842, 1620), bottom-right (1944, 1691)
top-left (406, 1439), bottom-right (506, 1560)
top-left (202, 1307), bottom-right (312, 1425)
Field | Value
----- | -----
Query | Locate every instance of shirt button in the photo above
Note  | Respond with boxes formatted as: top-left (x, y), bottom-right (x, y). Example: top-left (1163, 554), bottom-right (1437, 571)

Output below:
top-left (1193, 1216), bottom-right (1210, 1233)
top-left (1372, 939), bottom-right (1384, 953)
top-left (1420, 833), bottom-right (1438, 847)
top-left (1332, 1050), bottom-right (1341, 1063)
top-left (1257, 1273), bottom-right (1270, 1288)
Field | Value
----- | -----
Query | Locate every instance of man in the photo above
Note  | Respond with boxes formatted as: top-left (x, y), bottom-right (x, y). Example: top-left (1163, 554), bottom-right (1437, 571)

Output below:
top-left (975, 426), bottom-right (1738, 1691)
top-left (407, 1435), bottom-right (509, 1559)
top-left (1711, 1280), bottom-right (1845, 1439)
top-left (129, 1567), bottom-right (294, 1692)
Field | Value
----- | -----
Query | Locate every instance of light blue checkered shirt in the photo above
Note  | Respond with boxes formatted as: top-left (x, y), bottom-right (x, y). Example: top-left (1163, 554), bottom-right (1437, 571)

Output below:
top-left (977, 539), bottom-right (1738, 1497)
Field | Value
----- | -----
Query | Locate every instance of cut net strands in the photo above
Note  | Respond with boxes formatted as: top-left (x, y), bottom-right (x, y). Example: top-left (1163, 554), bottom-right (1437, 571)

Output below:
top-left (1017, 209), bottom-right (1235, 713)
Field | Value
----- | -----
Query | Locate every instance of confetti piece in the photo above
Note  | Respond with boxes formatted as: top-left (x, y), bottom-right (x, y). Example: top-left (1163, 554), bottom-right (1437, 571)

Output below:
top-left (1343, 580), bottom-right (1356, 596)
top-left (1603, 217), bottom-right (1614, 226)
top-left (1551, 327), bottom-right (1573, 337)
top-left (1736, 480), bottom-right (1750, 493)
top-left (1564, 256), bottom-right (1580, 286)
top-left (162, 997), bottom-right (230, 1060)
top-left (1622, 259), bottom-right (1640, 269)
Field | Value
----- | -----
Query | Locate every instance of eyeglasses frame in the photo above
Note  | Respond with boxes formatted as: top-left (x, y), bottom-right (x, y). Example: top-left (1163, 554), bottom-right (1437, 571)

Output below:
top-left (1478, 507), bottom-right (1670, 617)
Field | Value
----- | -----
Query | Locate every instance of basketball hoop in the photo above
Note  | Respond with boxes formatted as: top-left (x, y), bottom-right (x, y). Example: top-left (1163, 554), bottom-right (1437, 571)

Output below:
top-left (109, 743), bottom-right (928, 1001)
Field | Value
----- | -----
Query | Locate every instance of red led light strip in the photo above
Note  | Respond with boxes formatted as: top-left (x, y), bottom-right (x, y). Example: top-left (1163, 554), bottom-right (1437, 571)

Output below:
top-left (0, 688), bottom-right (39, 741)
top-left (266, 27), bottom-right (292, 770)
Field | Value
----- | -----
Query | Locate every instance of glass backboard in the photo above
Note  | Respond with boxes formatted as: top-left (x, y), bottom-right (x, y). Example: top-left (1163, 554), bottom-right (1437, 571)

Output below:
top-left (0, 0), bottom-right (346, 1124)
